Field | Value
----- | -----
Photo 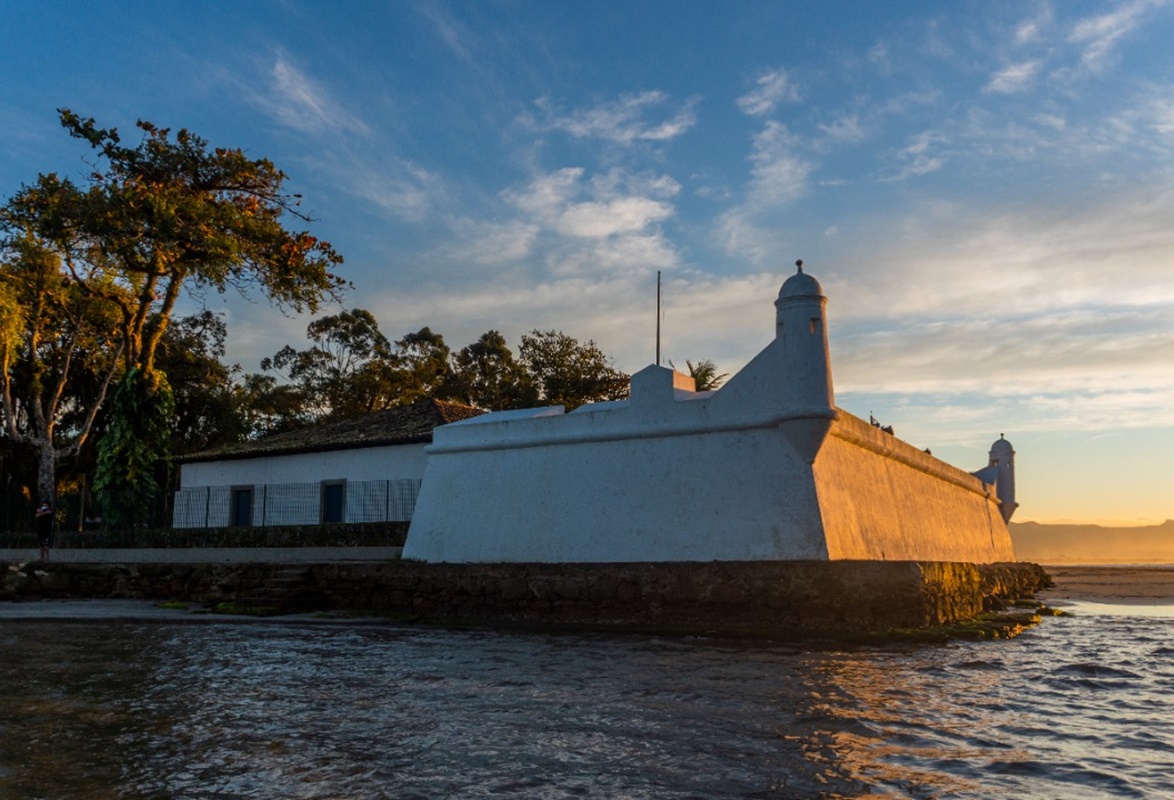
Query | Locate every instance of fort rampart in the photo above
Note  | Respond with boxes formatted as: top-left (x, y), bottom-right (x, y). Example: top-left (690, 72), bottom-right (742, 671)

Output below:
top-left (1, 559), bottom-right (1048, 636)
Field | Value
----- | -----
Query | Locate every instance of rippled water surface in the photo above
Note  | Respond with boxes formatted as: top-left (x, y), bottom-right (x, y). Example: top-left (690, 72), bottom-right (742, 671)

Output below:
top-left (2, 604), bottom-right (1173, 799)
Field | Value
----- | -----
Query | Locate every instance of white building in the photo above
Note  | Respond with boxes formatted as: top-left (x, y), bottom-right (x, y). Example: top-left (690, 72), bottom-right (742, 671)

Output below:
top-left (403, 265), bottom-right (1018, 564)
top-left (172, 399), bottom-right (482, 528)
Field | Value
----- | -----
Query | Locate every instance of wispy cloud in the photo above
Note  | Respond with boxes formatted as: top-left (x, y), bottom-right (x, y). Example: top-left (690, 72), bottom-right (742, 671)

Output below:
top-left (348, 157), bottom-right (443, 223)
top-left (416, 0), bottom-right (476, 61)
top-left (527, 91), bottom-right (698, 145)
top-left (985, 60), bottom-right (1042, 94)
top-left (442, 219), bottom-right (541, 267)
top-left (879, 130), bottom-right (946, 181)
top-left (736, 68), bottom-right (798, 117)
top-left (504, 167), bottom-right (679, 240)
top-left (816, 179), bottom-right (1174, 440)
top-left (1068, 0), bottom-right (1166, 71)
top-left (256, 54), bottom-right (370, 136)
top-left (716, 121), bottom-right (812, 263)
top-left (818, 114), bottom-right (867, 143)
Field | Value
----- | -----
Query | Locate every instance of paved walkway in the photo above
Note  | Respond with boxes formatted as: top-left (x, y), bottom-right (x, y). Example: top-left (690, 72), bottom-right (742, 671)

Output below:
top-left (0, 546), bottom-right (402, 563)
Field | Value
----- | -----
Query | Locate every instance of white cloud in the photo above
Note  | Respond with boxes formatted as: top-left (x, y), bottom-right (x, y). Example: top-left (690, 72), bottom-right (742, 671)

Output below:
top-left (818, 114), bottom-right (867, 143)
top-left (1147, 97), bottom-right (1174, 137)
top-left (258, 55), bottom-right (370, 136)
top-left (716, 121), bottom-right (812, 263)
top-left (442, 219), bottom-right (541, 267)
top-left (557, 197), bottom-right (673, 238)
top-left (746, 122), bottom-right (811, 205)
top-left (528, 91), bottom-right (698, 145)
top-left (1034, 112), bottom-right (1067, 130)
top-left (503, 167), bottom-right (680, 242)
top-left (736, 68), bottom-right (798, 117)
top-left (1068, 0), bottom-right (1164, 72)
top-left (879, 130), bottom-right (947, 181)
top-left (416, 0), bottom-right (475, 61)
top-left (984, 60), bottom-right (1042, 94)
top-left (807, 180), bottom-right (1174, 441)
top-left (320, 151), bottom-right (444, 223)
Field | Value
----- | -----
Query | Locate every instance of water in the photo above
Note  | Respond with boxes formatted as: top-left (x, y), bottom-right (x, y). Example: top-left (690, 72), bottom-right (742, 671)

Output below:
top-left (1, 603), bottom-right (1172, 799)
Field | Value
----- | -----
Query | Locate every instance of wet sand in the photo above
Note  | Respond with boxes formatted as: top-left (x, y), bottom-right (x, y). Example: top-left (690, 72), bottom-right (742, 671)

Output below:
top-left (1040, 564), bottom-right (1174, 605)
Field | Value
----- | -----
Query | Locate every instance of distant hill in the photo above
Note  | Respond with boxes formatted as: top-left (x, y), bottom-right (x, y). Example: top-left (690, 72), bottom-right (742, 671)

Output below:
top-left (1010, 520), bottom-right (1174, 564)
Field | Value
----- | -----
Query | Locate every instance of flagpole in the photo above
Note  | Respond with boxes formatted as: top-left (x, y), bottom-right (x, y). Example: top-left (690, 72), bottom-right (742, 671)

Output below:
top-left (656, 270), bottom-right (662, 366)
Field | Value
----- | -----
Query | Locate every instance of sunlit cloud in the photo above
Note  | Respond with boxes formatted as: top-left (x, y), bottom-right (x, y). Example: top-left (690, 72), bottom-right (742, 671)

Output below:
top-left (736, 68), bottom-right (798, 117)
top-left (526, 91), bottom-right (698, 144)
top-left (503, 167), bottom-right (679, 241)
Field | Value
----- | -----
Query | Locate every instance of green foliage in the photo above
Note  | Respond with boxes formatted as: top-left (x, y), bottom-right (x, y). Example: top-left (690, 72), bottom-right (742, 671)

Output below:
top-left (155, 311), bottom-right (248, 454)
top-left (450, 330), bottom-right (533, 410)
top-left (93, 367), bottom-right (175, 528)
top-left (671, 358), bottom-right (728, 392)
top-left (0, 108), bottom-right (343, 504)
top-left (391, 326), bottom-right (456, 406)
top-left (2, 109), bottom-right (345, 373)
top-left (518, 329), bottom-right (629, 411)
top-left (262, 309), bottom-right (397, 421)
top-left (257, 316), bottom-right (633, 425)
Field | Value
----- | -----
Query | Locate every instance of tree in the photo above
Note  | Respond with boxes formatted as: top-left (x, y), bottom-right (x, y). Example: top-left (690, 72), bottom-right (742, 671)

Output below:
top-left (518, 330), bottom-right (629, 411)
top-left (1, 109), bottom-right (345, 519)
top-left (234, 372), bottom-right (312, 438)
top-left (92, 366), bottom-right (174, 528)
top-left (390, 326), bottom-right (457, 406)
top-left (263, 309), bottom-right (395, 421)
top-left (451, 330), bottom-right (533, 410)
top-left (0, 233), bottom-right (124, 505)
top-left (673, 358), bottom-right (728, 392)
top-left (3, 110), bottom-right (345, 374)
top-left (155, 310), bottom-right (248, 455)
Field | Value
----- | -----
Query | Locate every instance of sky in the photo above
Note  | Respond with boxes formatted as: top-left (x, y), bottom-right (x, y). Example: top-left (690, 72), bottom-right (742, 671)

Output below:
top-left (2, 0), bottom-right (1173, 526)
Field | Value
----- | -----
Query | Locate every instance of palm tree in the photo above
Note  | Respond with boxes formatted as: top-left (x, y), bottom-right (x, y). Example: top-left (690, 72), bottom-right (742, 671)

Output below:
top-left (671, 359), bottom-right (728, 391)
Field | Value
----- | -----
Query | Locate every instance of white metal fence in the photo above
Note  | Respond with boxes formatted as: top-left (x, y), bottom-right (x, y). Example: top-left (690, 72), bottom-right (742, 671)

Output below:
top-left (172, 478), bottom-right (422, 528)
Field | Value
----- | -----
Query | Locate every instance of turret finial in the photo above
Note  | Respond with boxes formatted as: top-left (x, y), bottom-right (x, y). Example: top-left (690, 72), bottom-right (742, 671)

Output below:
top-left (795, 259), bottom-right (804, 274)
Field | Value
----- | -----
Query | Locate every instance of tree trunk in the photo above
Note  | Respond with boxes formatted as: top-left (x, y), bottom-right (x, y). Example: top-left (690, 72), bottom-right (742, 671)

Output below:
top-left (34, 438), bottom-right (56, 506)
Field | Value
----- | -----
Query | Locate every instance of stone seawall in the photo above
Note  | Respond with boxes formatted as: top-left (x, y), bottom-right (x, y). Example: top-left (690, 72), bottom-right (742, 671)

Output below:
top-left (1, 559), bottom-right (1049, 636)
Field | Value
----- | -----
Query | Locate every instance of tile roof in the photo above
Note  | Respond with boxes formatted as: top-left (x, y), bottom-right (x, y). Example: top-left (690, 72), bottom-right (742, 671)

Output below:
top-left (178, 399), bottom-right (484, 463)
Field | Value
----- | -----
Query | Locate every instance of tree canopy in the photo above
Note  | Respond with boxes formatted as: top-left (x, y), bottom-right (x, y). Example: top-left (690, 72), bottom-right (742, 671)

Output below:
top-left (2, 109), bottom-right (345, 374)
top-left (0, 109), bottom-right (345, 510)
top-left (255, 312), bottom-right (631, 425)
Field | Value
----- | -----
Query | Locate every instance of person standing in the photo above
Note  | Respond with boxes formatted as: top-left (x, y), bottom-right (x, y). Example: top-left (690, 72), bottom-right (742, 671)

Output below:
top-left (35, 500), bottom-right (53, 561)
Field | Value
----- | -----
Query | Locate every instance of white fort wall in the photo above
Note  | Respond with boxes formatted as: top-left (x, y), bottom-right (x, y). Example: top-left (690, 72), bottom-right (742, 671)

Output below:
top-left (404, 400), bottom-right (831, 563)
top-left (814, 413), bottom-right (1015, 562)
top-left (403, 266), bottom-right (1017, 565)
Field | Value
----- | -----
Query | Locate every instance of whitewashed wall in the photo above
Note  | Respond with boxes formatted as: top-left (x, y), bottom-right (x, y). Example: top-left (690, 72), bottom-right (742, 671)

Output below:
top-left (180, 443), bottom-right (428, 487)
top-left (173, 443), bottom-right (428, 528)
top-left (404, 269), bottom-right (1017, 565)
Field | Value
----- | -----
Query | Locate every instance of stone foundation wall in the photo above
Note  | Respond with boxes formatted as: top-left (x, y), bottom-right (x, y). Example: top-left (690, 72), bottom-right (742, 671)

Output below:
top-left (1, 559), bottom-right (1049, 636)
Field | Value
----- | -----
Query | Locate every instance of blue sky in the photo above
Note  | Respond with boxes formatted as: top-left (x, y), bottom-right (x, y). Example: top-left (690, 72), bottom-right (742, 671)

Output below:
top-left (3, 1), bottom-right (1174, 525)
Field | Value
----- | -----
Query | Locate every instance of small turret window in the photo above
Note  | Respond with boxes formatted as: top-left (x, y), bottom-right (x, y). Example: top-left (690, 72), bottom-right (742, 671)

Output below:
top-left (809, 318), bottom-right (822, 334)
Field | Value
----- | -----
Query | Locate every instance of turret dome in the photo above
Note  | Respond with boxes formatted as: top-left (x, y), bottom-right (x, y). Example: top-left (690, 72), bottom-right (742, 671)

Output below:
top-left (777, 260), bottom-right (824, 301)
top-left (990, 435), bottom-right (1014, 455)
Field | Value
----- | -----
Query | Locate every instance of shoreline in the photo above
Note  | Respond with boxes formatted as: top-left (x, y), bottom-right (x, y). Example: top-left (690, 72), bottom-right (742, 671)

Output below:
top-left (1040, 564), bottom-right (1174, 605)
